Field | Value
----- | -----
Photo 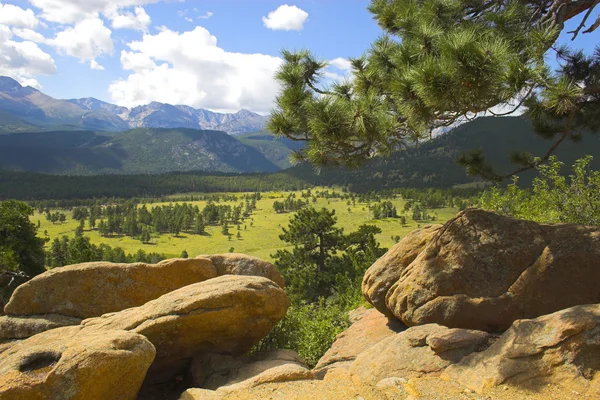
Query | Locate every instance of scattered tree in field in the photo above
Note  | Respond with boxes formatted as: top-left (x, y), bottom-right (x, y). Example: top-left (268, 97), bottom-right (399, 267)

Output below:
top-left (0, 201), bottom-right (47, 301)
top-left (268, 0), bottom-right (600, 181)
top-left (0, 201), bottom-right (46, 277)
top-left (46, 235), bottom-right (166, 268)
top-left (181, 250), bottom-right (189, 259)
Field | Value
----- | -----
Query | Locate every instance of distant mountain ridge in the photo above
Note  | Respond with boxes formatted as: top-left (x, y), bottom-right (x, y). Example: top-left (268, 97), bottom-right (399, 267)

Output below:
top-left (0, 128), bottom-right (283, 175)
top-left (0, 76), bottom-right (268, 134)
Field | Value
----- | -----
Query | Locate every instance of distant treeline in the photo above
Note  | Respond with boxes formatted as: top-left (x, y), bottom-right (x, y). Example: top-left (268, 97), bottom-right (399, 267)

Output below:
top-left (0, 169), bottom-right (312, 200)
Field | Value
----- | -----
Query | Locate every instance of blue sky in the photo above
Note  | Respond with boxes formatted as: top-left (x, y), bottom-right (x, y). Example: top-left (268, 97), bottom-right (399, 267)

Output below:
top-left (0, 1), bottom-right (597, 113)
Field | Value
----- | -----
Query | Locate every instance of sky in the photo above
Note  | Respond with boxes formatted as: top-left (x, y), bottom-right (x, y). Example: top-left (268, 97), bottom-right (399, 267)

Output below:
top-left (0, 0), bottom-right (598, 114)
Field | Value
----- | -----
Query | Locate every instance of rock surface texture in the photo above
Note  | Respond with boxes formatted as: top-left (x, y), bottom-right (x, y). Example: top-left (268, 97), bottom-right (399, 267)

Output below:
top-left (197, 253), bottom-right (285, 288)
top-left (349, 323), bottom-right (490, 386)
top-left (190, 349), bottom-right (314, 392)
top-left (363, 209), bottom-right (600, 331)
top-left (83, 275), bottom-right (289, 381)
top-left (0, 314), bottom-right (81, 342)
top-left (443, 304), bottom-right (600, 395)
top-left (0, 325), bottom-right (155, 400)
top-left (4, 258), bottom-right (218, 318)
top-left (314, 308), bottom-right (406, 377)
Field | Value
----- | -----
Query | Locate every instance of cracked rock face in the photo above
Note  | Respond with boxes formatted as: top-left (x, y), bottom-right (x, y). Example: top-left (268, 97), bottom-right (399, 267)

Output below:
top-left (349, 323), bottom-right (490, 386)
top-left (83, 275), bottom-right (290, 383)
top-left (190, 349), bottom-right (314, 392)
top-left (363, 209), bottom-right (600, 331)
top-left (314, 308), bottom-right (406, 377)
top-left (443, 304), bottom-right (600, 395)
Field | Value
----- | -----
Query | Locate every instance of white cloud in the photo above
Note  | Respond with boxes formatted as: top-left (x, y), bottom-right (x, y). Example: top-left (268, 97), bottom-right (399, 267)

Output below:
top-left (90, 59), bottom-right (104, 70)
top-left (185, 17), bottom-right (192, 23)
top-left (109, 26), bottom-right (282, 113)
top-left (120, 49), bottom-right (155, 70)
top-left (198, 11), bottom-right (213, 19)
top-left (11, 27), bottom-right (46, 42)
top-left (106, 6), bottom-right (151, 31)
top-left (330, 57), bottom-right (352, 71)
top-left (262, 5), bottom-right (308, 31)
top-left (19, 77), bottom-right (43, 89)
top-left (0, 2), bottom-right (39, 28)
top-left (48, 17), bottom-right (113, 61)
top-left (29, 0), bottom-right (160, 24)
top-left (0, 24), bottom-right (56, 86)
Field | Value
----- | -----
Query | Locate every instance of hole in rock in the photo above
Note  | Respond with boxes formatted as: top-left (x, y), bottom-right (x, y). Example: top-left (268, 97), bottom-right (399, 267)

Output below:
top-left (19, 351), bottom-right (61, 376)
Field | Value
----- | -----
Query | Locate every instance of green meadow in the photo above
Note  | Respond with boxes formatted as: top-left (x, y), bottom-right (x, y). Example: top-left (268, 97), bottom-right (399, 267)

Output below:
top-left (32, 190), bottom-right (460, 262)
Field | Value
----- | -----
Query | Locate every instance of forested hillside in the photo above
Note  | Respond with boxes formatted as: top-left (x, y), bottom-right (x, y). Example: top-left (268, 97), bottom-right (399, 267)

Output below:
top-left (292, 116), bottom-right (600, 191)
top-left (0, 128), bottom-right (280, 174)
top-left (1, 116), bottom-right (597, 199)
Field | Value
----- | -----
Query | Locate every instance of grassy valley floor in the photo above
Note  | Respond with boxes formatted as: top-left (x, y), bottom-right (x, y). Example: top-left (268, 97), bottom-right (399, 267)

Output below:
top-left (32, 190), bottom-right (460, 262)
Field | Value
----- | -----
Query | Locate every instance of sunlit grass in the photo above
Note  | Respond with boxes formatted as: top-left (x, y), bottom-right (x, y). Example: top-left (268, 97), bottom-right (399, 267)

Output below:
top-left (32, 190), bottom-right (459, 262)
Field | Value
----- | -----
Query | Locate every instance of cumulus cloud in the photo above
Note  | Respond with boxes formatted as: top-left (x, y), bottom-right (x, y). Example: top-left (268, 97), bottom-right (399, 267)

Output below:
top-left (262, 5), bottom-right (308, 31)
top-left (330, 57), bottom-right (352, 71)
top-left (11, 27), bottom-right (46, 42)
top-left (106, 6), bottom-right (151, 31)
top-left (120, 49), bottom-right (156, 70)
top-left (0, 2), bottom-right (39, 28)
top-left (109, 26), bottom-right (282, 113)
top-left (90, 59), bottom-right (105, 70)
top-left (28, 0), bottom-right (160, 24)
top-left (47, 17), bottom-right (113, 61)
top-left (0, 24), bottom-right (56, 86)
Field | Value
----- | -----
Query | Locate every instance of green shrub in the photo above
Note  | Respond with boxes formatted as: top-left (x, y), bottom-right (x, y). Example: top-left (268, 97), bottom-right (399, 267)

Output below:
top-left (480, 155), bottom-right (600, 225)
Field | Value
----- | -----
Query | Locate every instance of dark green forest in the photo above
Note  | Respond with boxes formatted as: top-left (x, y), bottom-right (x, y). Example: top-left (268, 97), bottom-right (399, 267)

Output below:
top-left (2, 117), bottom-right (598, 200)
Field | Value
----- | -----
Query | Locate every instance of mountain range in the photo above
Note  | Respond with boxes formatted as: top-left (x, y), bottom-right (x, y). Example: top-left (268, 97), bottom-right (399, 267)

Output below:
top-left (0, 76), bottom-right (268, 135)
top-left (0, 128), bottom-right (304, 175)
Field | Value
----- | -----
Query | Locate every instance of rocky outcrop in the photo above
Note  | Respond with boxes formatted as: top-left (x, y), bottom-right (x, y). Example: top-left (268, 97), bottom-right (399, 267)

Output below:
top-left (179, 368), bottom-right (384, 400)
top-left (83, 275), bottom-right (289, 382)
top-left (5, 258), bottom-right (217, 318)
top-left (443, 304), bottom-right (600, 394)
top-left (314, 308), bottom-right (406, 377)
top-left (6, 255), bottom-right (285, 321)
top-left (190, 349), bottom-right (314, 392)
top-left (363, 209), bottom-right (600, 331)
top-left (197, 253), bottom-right (285, 288)
top-left (350, 323), bottom-right (490, 386)
top-left (0, 325), bottom-right (155, 400)
top-left (0, 314), bottom-right (81, 342)
top-left (362, 225), bottom-right (440, 317)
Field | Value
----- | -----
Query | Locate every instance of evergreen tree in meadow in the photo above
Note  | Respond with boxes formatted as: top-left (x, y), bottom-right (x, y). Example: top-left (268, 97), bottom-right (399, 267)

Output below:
top-left (268, 0), bottom-right (600, 181)
top-left (0, 200), bottom-right (46, 277)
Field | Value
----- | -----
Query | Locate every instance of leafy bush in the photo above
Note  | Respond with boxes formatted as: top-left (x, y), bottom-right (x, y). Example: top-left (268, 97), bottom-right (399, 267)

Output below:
top-left (480, 155), bottom-right (600, 225)
top-left (254, 279), bottom-right (364, 368)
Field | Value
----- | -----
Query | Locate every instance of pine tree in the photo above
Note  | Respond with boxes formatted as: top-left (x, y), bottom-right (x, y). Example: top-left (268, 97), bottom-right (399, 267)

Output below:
top-left (268, 0), bottom-right (600, 180)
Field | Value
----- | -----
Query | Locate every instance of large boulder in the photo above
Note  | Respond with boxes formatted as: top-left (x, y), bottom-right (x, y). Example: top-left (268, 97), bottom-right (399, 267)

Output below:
top-left (350, 324), bottom-right (490, 386)
top-left (314, 308), bottom-right (406, 377)
top-left (190, 349), bottom-right (314, 392)
top-left (362, 225), bottom-right (441, 317)
top-left (197, 253), bottom-right (285, 288)
top-left (5, 258), bottom-right (217, 319)
top-left (0, 325), bottom-right (155, 400)
top-left (443, 304), bottom-right (600, 395)
top-left (0, 314), bottom-right (81, 342)
top-left (363, 209), bottom-right (600, 331)
top-left (83, 275), bottom-right (289, 382)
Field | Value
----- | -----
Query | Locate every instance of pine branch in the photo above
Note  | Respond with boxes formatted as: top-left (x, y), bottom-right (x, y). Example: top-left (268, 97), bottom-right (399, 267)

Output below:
top-left (568, 0), bottom-right (600, 39)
